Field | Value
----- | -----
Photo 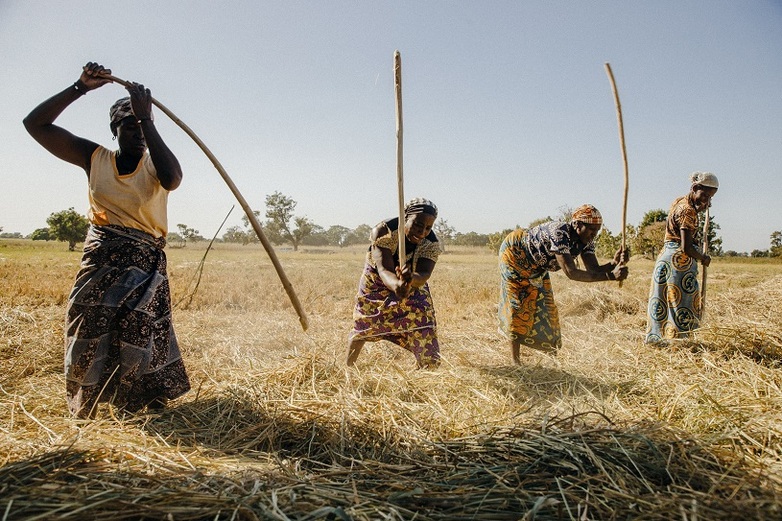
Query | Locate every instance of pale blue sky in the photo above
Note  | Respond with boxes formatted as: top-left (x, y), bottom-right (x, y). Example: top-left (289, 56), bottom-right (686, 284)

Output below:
top-left (1, 1), bottom-right (780, 252)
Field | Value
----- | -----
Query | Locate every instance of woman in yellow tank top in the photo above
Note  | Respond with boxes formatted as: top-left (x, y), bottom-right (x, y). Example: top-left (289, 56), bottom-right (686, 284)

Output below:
top-left (24, 62), bottom-right (190, 418)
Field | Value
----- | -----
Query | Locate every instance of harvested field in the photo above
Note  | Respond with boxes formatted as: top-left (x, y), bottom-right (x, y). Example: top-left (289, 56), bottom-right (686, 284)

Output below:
top-left (1, 239), bottom-right (781, 520)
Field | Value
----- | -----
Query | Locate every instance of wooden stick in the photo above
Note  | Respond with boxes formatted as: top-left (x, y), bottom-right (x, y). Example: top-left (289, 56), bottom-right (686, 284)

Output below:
top-left (102, 73), bottom-right (309, 331)
top-left (604, 63), bottom-right (630, 287)
top-left (394, 51), bottom-right (406, 266)
top-left (701, 207), bottom-right (710, 322)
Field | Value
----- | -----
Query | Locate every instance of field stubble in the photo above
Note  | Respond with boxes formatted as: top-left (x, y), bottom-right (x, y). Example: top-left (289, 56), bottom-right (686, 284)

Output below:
top-left (1, 239), bottom-right (781, 519)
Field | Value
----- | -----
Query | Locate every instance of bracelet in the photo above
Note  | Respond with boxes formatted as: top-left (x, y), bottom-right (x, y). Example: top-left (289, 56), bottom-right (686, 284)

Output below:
top-left (72, 81), bottom-right (88, 96)
top-left (137, 117), bottom-right (153, 124)
top-left (605, 271), bottom-right (614, 281)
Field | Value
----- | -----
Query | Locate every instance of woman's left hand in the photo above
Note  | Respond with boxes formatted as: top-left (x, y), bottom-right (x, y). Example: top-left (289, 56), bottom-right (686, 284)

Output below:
top-left (126, 82), bottom-right (154, 122)
top-left (612, 263), bottom-right (629, 281)
top-left (613, 246), bottom-right (630, 265)
top-left (394, 265), bottom-right (412, 298)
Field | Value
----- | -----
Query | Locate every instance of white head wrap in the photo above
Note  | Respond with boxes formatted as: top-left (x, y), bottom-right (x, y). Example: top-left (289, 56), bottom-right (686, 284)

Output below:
top-left (404, 197), bottom-right (438, 218)
top-left (690, 171), bottom-right (719, 189)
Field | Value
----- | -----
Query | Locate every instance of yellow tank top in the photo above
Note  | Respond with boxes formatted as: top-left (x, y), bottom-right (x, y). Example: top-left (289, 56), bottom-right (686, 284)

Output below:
top-left (88, 146), bottom-right (169, 238)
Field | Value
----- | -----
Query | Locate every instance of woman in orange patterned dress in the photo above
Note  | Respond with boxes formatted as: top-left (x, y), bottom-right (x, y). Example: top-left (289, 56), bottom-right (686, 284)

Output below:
top-left (498, 204), bottom-right (629, 364)
top-left (347, 198), bottom-right (441, 368)
top-left (645, 172), bottom-right (719, 344)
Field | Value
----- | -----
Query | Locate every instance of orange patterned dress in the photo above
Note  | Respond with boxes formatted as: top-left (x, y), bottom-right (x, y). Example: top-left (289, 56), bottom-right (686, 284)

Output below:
top-left (498, 223), bottom-right (594, 352)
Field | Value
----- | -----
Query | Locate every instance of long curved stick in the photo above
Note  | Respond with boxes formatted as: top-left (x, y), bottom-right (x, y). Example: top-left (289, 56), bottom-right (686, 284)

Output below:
top-left (103, 73), bottom-right (308, 331)
top-left (394, 51), bottom-right (406, 265)
top-left (701, 207), bottom-right (710, 323)
top-left (604, 63), bottom-right (630, 286)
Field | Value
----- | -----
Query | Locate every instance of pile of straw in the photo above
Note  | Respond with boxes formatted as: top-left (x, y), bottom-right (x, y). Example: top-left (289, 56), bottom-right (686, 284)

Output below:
top-left (1, 244), bottom-right (781, 519)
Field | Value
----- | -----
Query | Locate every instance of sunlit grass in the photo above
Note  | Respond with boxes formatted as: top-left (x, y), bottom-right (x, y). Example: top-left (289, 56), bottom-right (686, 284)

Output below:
top-left (1, 239), bottom-right (781, 519)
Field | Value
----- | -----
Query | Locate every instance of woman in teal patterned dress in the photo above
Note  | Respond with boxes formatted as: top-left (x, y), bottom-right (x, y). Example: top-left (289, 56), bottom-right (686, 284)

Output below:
top-left (645, 172), bottom-right (719, 344)
top-left (347, 198), bottom-right (441, 368)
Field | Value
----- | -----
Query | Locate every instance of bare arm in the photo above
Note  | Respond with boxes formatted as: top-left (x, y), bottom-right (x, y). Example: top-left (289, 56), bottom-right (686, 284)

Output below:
top-left (680, 228), bottom-right (710, 266)
top-left (556, 252), bottom-right (628, 282)
top-left (371, 245), bottom-right (407, 295)
top-left (406, 257), bottom-right (435, 288)
top-left (23, 63), bottom-right (111, 172)
top-left (126, 83), bottom-right (182, 191)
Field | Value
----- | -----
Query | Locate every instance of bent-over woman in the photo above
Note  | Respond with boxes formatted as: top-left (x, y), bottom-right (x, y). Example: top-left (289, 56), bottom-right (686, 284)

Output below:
top-left (645, 171), bottom-right (719, 344)
top-left (347, 198), bottom-right (441, 368)
top-left (24, 62), bottom-right (190, 417)
top-left (498, 204), bottom-right (629, 364)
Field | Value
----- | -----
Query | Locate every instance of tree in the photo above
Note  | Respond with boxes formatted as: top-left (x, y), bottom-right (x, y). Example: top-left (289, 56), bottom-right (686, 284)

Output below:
top-left (770, 230), bottom-right (782, 257)
top-left (345, 224), bottom-right (373, 246)
top-left (594, 228), bottom-right (621, 259)
top-left (723, 250), bottom-right (748, 258)
top-left (634, 209), bottom-right (668, 258)
top-left (264, 191), bottom-right (314, 251)
top-left (30, 228), bottom-right (51, 241)
top-left (639, 209), bottom-right (668, 229)
top-left (693, 213), bottom-right (722, 256)
top-left (637, 221), bottom-right (666, 258)
top-left (433, 219), bottom-right (456, 251)
top-left (239, 211), bottom-right (262, 244)
top-left (487, 228), bottom-right (516, 254)
top-left (323, 225), bottom-right (353, 247)
top-left (176, 223), bottom-right (202, 247)
top-left (167, 231), bottom-right (185, 247)
top-left (527, 216), bottom-right (553, 229)
top-left (46, 208), bottom-right (89, 251)
top-left (452, 231), bottom-right (490, 247)
top-left (222, 225), bottom-right (250, 244)
top-left (301, 224), bottom-right (328, 246)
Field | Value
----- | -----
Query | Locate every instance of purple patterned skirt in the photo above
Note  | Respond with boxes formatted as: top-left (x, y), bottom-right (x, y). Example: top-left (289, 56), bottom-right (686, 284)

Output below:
top-left (349, 260), bottom-right (439, 367)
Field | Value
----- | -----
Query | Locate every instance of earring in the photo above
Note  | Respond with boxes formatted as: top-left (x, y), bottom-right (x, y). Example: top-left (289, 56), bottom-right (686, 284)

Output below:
top-left (112, 135), bottom-right (117, 141)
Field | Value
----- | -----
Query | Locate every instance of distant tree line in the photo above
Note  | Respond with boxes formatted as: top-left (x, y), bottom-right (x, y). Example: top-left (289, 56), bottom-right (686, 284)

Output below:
top-left (8, 195), bottom-right (781, 258)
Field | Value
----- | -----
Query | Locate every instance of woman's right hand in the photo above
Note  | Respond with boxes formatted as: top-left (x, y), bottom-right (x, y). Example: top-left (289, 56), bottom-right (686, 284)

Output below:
top-left (612, 264), bottom-right (629, 281)
top-left (78, 62), bottom-right (113, 92)
top-left (394, 266), bottom-right (412, 298)
top-left (701, 254), bottom-right (712, 267)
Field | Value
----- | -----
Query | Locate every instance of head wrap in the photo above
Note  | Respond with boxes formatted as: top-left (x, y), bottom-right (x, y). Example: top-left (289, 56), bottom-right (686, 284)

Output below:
top-left (690, 171), bottom-right (719, 189)
top-left (109, 97), bottom-right (134, 128)
top-left (571, 204), bottom-right (603, 225)
top-left (404, 197), bottom-right (438, 218)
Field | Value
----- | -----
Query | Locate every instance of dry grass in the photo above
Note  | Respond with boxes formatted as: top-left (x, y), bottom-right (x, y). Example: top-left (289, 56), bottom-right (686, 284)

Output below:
top-left (1, 239), bottom-right (781, 520)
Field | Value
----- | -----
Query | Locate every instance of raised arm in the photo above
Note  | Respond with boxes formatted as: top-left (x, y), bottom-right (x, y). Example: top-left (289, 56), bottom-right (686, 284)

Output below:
top-left (125, 83), bottom-right (183, 190)
top-left (23, 62), bottom-right (110, 172)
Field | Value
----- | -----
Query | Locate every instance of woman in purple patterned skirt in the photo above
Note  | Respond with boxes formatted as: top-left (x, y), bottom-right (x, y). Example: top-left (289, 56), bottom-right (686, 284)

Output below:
top-left (347, 198), bottom-right (441, 368)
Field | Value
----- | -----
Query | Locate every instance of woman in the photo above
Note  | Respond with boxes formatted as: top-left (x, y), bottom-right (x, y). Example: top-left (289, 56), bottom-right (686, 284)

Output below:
top-left (645, 172), bottom-right (719, 344)
top-left (498, 204), bottom-right (629, 364)
top-left (347, 198), bottom-right (441, 368)
top-left (23, 62), bottom-right (190, 417)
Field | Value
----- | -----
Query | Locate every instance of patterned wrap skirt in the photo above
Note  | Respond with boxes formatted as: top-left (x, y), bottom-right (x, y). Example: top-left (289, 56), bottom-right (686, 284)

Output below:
top-left (645, 241), bottom-right (702, 343)
top-left (349, 261), bottom-right (439, 366)
top-left (498, 232), bottom-right (562, 351)
top-left (65, 225), bottom-right (191, 417)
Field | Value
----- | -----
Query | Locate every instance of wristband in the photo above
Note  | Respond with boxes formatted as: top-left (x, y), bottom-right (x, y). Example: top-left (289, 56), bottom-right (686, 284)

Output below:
top-left (72, 81), bottom-right (88, 96)
top-left (137, 117), bottom-right (153, 124)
